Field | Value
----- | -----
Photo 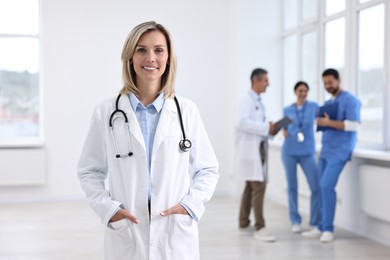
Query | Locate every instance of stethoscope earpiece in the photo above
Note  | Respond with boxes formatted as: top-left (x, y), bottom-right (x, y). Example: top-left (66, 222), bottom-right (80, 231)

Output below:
top-left (115, 152), bottom-right (133, 159)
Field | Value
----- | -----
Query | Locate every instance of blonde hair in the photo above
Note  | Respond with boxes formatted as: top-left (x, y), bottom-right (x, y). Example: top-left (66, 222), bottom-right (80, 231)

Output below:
top-left (120, 21), bottom-right (177, 98)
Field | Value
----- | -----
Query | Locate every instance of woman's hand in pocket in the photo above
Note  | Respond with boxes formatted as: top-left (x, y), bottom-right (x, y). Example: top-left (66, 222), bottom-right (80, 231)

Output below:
top-left (160, 204), bottom-right (189, 216)
top-left (110, 209), bottom-right (140, 224)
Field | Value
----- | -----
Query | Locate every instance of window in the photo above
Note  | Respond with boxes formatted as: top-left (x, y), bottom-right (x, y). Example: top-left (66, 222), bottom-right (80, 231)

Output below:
top-left (357, 4), bottom-right (384, 144)
top-left (0, 0), bottom-right (41, 146)
top-left (326, 0), bottom-right (345, 16)
top-left (324, 18), bottom-right (345, 71)
top-left (282, 0), bottom-right (319, 106)
top-left (302, 0), bottom-right (318, 21)
top-left (283, 35), bottom-right (298, 106)
top-left (283, 0), bottom-right (298, 31)
top-left (302, 31), bottom-right (318, 101)
top-left (282, 0), bottom-right (390, 150)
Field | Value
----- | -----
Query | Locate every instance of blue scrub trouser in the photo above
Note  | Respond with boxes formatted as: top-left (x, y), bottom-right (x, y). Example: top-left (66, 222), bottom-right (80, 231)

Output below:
top-left (318, 157), bottom-right (347, 232)
top-left (282, 153), bottom-right (321, 226)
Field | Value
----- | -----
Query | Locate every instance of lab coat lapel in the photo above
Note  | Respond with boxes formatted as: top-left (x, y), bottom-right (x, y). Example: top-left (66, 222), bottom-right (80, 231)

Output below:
top-left (151, 98), bottom-right (177, 159)
top-left (118, 94), bottom-right (146, 151)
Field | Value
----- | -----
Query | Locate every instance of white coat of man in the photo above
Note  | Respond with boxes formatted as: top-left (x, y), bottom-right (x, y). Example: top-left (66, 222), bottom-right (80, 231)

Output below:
top-left (235, 68), bottom-right (278, 242)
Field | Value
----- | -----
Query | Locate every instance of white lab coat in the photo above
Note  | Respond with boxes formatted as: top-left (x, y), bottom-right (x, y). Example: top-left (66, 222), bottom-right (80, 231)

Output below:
top-left (77, 95), bottom-right (219, 260)
top-left (234, 90), bottom-right (269, 182)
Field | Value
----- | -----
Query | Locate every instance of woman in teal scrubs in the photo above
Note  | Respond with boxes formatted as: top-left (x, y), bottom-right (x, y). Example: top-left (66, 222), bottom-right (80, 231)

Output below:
top-left (282, 81), bottom-right (320, 233)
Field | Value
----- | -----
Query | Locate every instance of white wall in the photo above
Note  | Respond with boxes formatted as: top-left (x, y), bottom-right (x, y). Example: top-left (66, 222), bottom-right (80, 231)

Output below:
top-left (227, 0), bottom-right (283, 197)
top-left (0, 0), bottom-right (236, 201)
top-left (233, 0), bottom-right (282, 119)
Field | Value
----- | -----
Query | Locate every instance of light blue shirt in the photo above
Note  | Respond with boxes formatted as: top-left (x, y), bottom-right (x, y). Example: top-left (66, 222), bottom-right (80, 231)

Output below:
top-left (248, 89), bottom-right (265, 118)
top-left (129, 92), bottom-right (164, 200)
top-left (109, 93), bottom-right (196, 221)
top-left (128, 93), bottom-right (196, 220)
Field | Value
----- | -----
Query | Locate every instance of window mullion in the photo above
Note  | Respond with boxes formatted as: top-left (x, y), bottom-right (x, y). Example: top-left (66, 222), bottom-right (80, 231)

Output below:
top-left (385, 0), bottom-right (390, 150)
top-left (345, 0), bottom-right (357, 93)
top-left (318, 0), bottom-right (326, 103)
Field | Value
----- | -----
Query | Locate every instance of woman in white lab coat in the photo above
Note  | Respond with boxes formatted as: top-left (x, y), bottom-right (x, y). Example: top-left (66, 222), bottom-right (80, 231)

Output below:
top-left (77, 21), bottom-right (219, 260)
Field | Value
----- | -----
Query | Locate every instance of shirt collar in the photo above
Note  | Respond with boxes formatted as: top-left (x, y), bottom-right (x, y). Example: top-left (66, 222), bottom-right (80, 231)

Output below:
top-left (128, 92), bottom-right (165, 112)
top-left (249, 89), bottom-right (261, 102)
top-left (152, 92), bottom-right (165, 112)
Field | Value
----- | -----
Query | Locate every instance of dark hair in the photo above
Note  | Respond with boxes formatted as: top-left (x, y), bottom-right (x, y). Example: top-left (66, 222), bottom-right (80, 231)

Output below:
top-left (250, 68), bottom-right (268, 83)
top-left (322, 68), bottom-right (339, 79)
top-left (294, 81), bottom-right (309, 91)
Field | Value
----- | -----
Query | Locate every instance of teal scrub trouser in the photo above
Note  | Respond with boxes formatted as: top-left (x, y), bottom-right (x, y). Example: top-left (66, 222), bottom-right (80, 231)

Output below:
top-left (282, 153), bottom-right (321, 226)
top-left (318, 157), bottom-right (347, 232)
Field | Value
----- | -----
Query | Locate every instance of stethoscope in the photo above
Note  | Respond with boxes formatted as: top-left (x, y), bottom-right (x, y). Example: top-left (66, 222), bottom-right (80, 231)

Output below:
top-left (109, 94), bottom-right (192, 158)
top-left (294, 102), bottom-right (307, 143)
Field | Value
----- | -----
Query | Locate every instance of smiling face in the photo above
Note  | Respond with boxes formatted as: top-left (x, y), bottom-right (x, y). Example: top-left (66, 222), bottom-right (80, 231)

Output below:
top-left (252, 74), bottom-right (269, 94)
top-left (295, 84), bottom-right (309, 101)
top-left (131, 30), bottom-right (169, 87)
top-left (323, 74), bottom-right (341, 96)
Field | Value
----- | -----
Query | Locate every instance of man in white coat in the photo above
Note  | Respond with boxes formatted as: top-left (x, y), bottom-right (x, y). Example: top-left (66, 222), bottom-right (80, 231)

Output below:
top-left (235, 68), bottom-right (278, 242)
top-left (77, 21), bottom-right (219, 260)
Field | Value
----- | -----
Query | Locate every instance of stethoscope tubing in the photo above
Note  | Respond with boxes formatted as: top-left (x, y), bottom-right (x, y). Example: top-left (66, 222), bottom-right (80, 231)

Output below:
top-left (174, 96), bottom-right (192, 152)
top-left (109, 94), bottom-right (191, 158)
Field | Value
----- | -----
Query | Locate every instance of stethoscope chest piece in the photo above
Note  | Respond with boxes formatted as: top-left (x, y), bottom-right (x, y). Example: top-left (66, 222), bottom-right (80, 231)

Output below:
top-left (297, 131), bottom-right (305, 143)
top-left (179, 139), bottom-right (192, 152)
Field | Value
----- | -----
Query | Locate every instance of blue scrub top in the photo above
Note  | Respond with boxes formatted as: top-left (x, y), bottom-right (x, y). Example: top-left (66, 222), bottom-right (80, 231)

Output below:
top-left (320, 91), bottom-right (361, 162)
top-left (282, 101), bottom-right (319, 156)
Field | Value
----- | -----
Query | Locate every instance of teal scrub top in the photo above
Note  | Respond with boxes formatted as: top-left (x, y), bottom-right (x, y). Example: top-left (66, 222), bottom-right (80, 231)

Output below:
top-left (282, 101), bottom-right (319, 156)
top-left (320, 91), bottom-right (361, 162)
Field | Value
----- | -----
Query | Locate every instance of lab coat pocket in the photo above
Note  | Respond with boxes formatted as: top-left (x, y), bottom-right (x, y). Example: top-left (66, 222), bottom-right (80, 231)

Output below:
top-left (109, 218), bottom-right (128, 230)
top-left (105, 218), bottom-right (136, 257)
top-left (171, 213), bottom-right (192, 222)
top-left (167, 214), bottom-right (198, 256)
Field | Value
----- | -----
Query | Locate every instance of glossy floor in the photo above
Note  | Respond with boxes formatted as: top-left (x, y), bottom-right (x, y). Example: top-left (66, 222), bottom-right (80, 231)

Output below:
top-left (1, 198), bottom-right (390, 259)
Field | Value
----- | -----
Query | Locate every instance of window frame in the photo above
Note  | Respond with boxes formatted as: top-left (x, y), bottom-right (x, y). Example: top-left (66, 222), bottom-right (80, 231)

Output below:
top-left (0, 0), bottom-right (43, 148)
top-left (282, 0), bottom-right (389, 150)
top-left (281, 0), bottom-right (319, 105)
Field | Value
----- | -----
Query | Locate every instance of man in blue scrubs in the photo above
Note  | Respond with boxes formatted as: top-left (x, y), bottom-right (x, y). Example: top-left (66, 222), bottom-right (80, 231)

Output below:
top-left (302, 68), bottom-right (361, 242)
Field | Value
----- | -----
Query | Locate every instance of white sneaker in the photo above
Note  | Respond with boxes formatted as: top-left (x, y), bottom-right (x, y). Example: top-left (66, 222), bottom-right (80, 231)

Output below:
top-left (301, 227), bottom-right (322, 238)
top-left (291, 224), bottom-right (302, 233)
top-left (320, 231), bottom-right (334, 243)
top-left (239, 225), bottom-right (255, 233)
top-left (254, 228), bottom-right (276, 242)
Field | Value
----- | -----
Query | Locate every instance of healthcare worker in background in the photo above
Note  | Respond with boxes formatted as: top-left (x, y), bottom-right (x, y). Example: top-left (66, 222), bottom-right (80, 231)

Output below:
top-left (282, 81), bottom-right (320, 233)
top-left (302, 68), bottom-right (360, 243)
top-left (235, 68), bottom-right (279, 242)
top-left (77, 21), bottom-right (219, 260)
